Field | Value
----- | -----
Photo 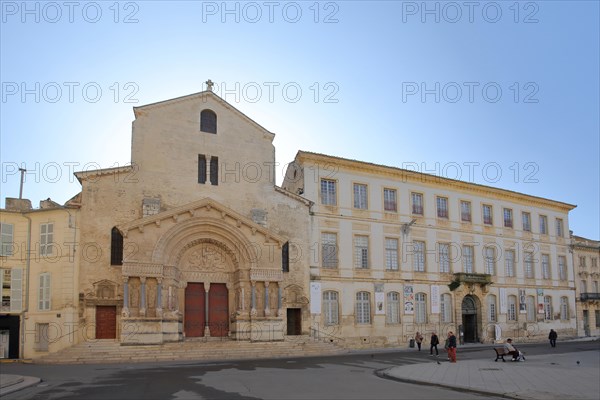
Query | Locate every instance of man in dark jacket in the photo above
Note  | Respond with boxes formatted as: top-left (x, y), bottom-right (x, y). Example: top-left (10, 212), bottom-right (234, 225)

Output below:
top-left (447, 331), bottom-right (457, 362)
top-left (430, 332), bottom-right (440, 356)
top-left (549, 329), bottom-right (558, 347)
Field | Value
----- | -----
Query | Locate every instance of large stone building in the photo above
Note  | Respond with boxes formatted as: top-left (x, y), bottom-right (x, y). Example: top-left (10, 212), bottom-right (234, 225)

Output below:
top-left (0, 87), bottom-right (595, 359)
top-left (282, 151), bottom-right (578, 347)
top-left (572, 235), bottom-right (600, 337)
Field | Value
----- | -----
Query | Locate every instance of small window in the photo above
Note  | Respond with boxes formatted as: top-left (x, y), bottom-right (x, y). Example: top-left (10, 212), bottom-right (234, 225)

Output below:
top-left (440, 293), bottom-right (452, 323)
top-left (198, 154), bottom-right (207, 184)
top-left (463, 245), bottom-right (474, 273)
top-left (111, 227), bottom-right (124, 266)
top-left (487, 295), bottom-right (497, 322)
top-left (200, 109), bottom-right (217, 133)
top-left (484, 246), bottom-right (496, 275)
top-left (386, 292), bottom-right (400, 324)
top-left (524, 251), bottom-right (534, 278)
top-left (503, 208), bottom-right (513, 228)
top-left (385, 238), bottom-right (399, 270)
top-left (558, 256), bottom-right (567, 280)
top-left (415, 292), bottom-right (427, 323)
top-left (356, 292), bottom-right (371, 324)
top-left (411, 193), bottom-right (423, 215)
top-left (40, 223), bottom-right (54, 256)
top-left (560, 297), bottom-right (569, 320)
top-left (210, 156), bottom-right (219, 185)
top-left (505, 250), bottom-right (515, 277)
top-left (556, 218), bottom-right (564, 237)
top-left (323, 291), bottom-right (339, 325)
top-left (483, 204), bottom-right (493, 225)
top-left (321, 233), bottom-right (338, 268)
top-left (541, 254), bottom-right (551, 279)
top-left (38, 273), bottom-right (51, 311)
top-left (353, 184), bottom-right (368, 209)
top-left (508, 295), bottom-right (517, 321)
top-left (0, 223), bottom-right (14, 256)
top-left (320, 179), bottom-right (337, 206)
top-left (438, 243), bottom-right (451, 273)
top-left (412, 241), bottom-right (426, 272)
top-left (544, 296), bottom-right (553, 320)
top-left (522, 212), bottom-right (531, 231)
top-left (354, 235), bottom-right (369, 269)
top-left (383, 188), bottom-right (397, 212)
top-left (437, 196), bottom-right (448, 218)
top-left (460, 201), bottom-right (472, 222)
top-left (282, 242), bottom-right (289, 273)
top-left (539, 215), bottom-right (548, 235)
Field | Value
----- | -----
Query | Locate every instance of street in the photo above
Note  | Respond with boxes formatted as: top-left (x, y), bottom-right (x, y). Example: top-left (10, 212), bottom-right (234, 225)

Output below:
top-left (2, 341), bottom-right (598, 400)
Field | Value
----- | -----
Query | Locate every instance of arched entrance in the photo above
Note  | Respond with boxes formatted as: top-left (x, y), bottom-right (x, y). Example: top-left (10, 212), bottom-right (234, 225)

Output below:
top-left (461, 295), bottom-right (479, 343)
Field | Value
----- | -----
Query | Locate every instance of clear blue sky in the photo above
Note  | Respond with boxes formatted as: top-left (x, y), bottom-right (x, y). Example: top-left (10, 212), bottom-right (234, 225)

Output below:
top-left (1, 1), bottom-right (598, 239)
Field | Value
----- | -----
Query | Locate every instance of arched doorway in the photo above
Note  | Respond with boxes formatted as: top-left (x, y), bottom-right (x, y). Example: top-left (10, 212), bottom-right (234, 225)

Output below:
top-left (461, 295), bottom-right (479, 343)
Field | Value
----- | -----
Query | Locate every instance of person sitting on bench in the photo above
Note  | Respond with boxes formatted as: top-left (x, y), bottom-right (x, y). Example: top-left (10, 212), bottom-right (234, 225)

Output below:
top-left (504, 338), bottom-right (519, 360)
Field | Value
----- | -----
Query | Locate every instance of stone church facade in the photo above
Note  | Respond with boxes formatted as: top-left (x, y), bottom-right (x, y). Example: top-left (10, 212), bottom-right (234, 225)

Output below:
top-left (73, 88), bottom-right (311, 346)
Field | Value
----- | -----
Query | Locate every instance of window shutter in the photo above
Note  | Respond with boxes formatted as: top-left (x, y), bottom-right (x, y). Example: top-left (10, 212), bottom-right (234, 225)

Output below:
top-left (198, 154), bottom-right (207, 184)
top-left (282, 242), bottom-right (289, 272)
top-left (10, 268), bottom-right (22, 312)
top-left (210, 156), bottom-right (218, 185)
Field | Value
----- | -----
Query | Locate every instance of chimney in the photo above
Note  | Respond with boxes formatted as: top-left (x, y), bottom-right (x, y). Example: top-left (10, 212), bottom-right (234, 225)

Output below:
top-left (5, 197), bottom-right (33, 211)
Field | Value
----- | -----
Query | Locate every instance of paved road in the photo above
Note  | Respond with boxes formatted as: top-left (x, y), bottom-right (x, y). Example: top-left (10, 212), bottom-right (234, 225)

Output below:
top-left (2, 341), bottom-right (597, 400)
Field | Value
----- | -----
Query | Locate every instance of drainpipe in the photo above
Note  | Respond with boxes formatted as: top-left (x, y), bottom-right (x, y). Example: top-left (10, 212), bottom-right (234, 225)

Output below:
top-left (20, 213), bottom-right (32, 359)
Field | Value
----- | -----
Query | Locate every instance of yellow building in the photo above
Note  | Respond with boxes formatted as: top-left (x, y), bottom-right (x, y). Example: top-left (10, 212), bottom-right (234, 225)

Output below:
top-left (0, 198), bottom-right (80, 359)
top-left (283, 151), bottom-right (578, 347)
top-left (572, 235), bottom-right (600, 337)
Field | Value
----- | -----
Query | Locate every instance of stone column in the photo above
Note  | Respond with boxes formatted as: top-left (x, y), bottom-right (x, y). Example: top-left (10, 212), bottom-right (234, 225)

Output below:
top-left (251, 281), bottom-right (257, 316)
top-left (204, 282), bottom-right (211, 337)
top-left (140, 277), bottom-right (147, 317)
top-left (264, 281), bottom-right (271, 316)
top-left (156, 278), bottom-right (163, 317)
top-left (122, 277), bottom-right (130, 317)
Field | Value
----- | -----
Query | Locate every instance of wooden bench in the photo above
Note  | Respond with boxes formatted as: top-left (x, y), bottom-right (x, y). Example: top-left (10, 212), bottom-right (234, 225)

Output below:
top-left (494, 347), bottom-right (525, 362)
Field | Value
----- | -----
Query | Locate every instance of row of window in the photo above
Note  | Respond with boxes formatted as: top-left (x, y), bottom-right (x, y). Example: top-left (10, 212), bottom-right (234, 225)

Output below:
top-left (321, 233), bottom-right (569, 279)
top-left (0, 222), bottom-right (54, 256)
top-left (1, 268), bottom-right (50, 312)
top-left (320, 179), bottom-right (566, 236)
top-left (578, 256), bottom-right (599, 269)
top-left (322, 290), bottom-right (570, 325)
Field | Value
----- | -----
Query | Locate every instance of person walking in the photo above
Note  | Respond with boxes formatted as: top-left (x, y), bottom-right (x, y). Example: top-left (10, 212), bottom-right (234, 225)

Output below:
top-left (429, 332), bottom-right (440, 356)
top-left (447, 331), bottom-right (457, 363)
top-left (415, 332), bottom-right (424, 351)
top-left (549, 329), bottom-right (557, 347)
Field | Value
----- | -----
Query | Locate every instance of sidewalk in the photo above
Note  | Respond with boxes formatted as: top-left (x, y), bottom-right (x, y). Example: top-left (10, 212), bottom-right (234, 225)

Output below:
top-left (0, 374), bottom-right (40, 396)
top-left (380, 349), bottom-right (600, 400)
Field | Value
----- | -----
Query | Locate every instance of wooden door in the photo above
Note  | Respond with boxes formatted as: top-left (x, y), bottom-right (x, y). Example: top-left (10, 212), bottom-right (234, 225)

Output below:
top-left (208, 283), bottom-right (229, 337)
top-left (185, 283), bottom-right (206, 337)
top-left (95, 306), bottom-right (117, 339)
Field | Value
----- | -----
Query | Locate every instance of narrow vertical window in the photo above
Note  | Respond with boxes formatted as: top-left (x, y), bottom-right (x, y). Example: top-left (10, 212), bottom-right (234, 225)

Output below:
top-left (505, 250), bottom-right (515, 277)
top-left (463, 245), bottom-right (474, 273)
top-left (560, 297), bottom-right (568, 320)
top-left (282, 242), bottom-right (289, 273)
top-left (385, 238), bottom-right (398, 270)
top-left (487, 295), bottom-right (497, 322)
top-left (413, 241), bottom-right (425, 272)
top-left (0, 223), bottom-right (14, 256)
top-left (522, 212), bottom-right (531, 231)
top-left (10, 268), bottom-right (23, 312)
top-left (38, 273), bottom-right (51, 311)
top-left (111, 227), bottom-right (124, 266)
top-left (483, 204), bottom-right (493, 225)
top-left (558, 256), bottom-right (567, 281)
top-left (524, 251), bottom-right (534, 278)
top-left (556, 218), bottom-right (564, 237)
top-left (323, 291), bottom-right (339, 325)
top-left (436, 196), bottom-right (448, 218)
top-left (198, 154), bottom-right (206, 184)
top-left (386, 292), bottom-right (400, 324)
top-left (353, 184), bottom-right (368, 209)
top-left (320, 179), bottom-right (336, 205)
top-left (503, 208), bottom-right (513, 228)
top-left (460, 201), bottom-right (472, 222)
top-left (354, 235), bottom-right (369, 269)
top-left (200, 109), bottom-right (217, 133)
top-left (415, 293), bottom-right (427, 323)
top-left (526, 295), bottom-right (535, 322)
top-left (539, 215), bottom-right (548, 234)
top-left (508, 295), bottom-right (517, 321)
top-left (411, 193), bottom-right (423, 215)
top-left (40, 223), bottom-right (54, 256)
top-left (356, 292), bottom-right (371, 324)
top-left (210, 156), bottom-right (218, 185)
top-left (321, 233), bottom-right (338, 268)
top-left (383, 188), bottom-right (397, 212)
top-left (544, 296), bottom-right (553, 320)
top-left (441, 293), bottom-right (452, 323)
top-left (439, 243), bottom-right (450, 273)
top-left (484, 246), bottom-right (496, 275)
top-left (541, 254), bottom-right (551, 279)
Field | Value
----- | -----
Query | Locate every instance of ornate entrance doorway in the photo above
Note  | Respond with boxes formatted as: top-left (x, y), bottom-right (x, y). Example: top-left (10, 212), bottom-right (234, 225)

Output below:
top-left (461, 295), bottom-right (479, 343)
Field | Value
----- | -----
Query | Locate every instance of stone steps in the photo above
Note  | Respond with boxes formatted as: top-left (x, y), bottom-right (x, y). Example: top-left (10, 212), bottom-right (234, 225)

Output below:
top-left (36, 337), bottom-right (345, 364)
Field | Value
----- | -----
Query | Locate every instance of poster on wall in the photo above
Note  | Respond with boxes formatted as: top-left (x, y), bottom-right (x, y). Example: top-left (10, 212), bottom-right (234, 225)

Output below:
top-left (499, 288), bottom-right (507, 314)
top-left (404, 285), bottom-right (414, 314)
top-left (310, 282), bottom-right (321, 314)
top-left (519, 289), bottom-right (526, 314)
top-left (537, 288), bottom-right (544, 314)
top-left (430, 285), bottom-right (440, 314)
top-left (375, 283), bottom-right (385, 315)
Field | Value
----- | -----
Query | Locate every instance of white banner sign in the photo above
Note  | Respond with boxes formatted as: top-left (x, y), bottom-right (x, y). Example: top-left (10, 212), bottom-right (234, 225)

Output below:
top-left (431, 285), bottom-right (440, 314)
top-left (499, 288), bottom-right (507, 314)
top-left (310, 282), bottom-right (321, 314)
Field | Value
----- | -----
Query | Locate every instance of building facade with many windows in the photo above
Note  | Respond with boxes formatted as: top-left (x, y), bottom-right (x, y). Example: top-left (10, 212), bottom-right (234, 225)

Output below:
top-left (283, 151), bottom-right (578, 347)
top-left (572, 235), bottom-right (600, 337)
top-left (0, 198), bottom-right (80, 359)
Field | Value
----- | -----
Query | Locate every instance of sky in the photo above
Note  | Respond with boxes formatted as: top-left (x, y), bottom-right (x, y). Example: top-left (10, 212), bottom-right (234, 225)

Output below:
top-left (1, 0), bottom-right (599, 239)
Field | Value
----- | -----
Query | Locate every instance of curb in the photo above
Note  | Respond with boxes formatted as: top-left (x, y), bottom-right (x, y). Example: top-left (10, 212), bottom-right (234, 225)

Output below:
top-left (0, 375), bottom-right (41, 396)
